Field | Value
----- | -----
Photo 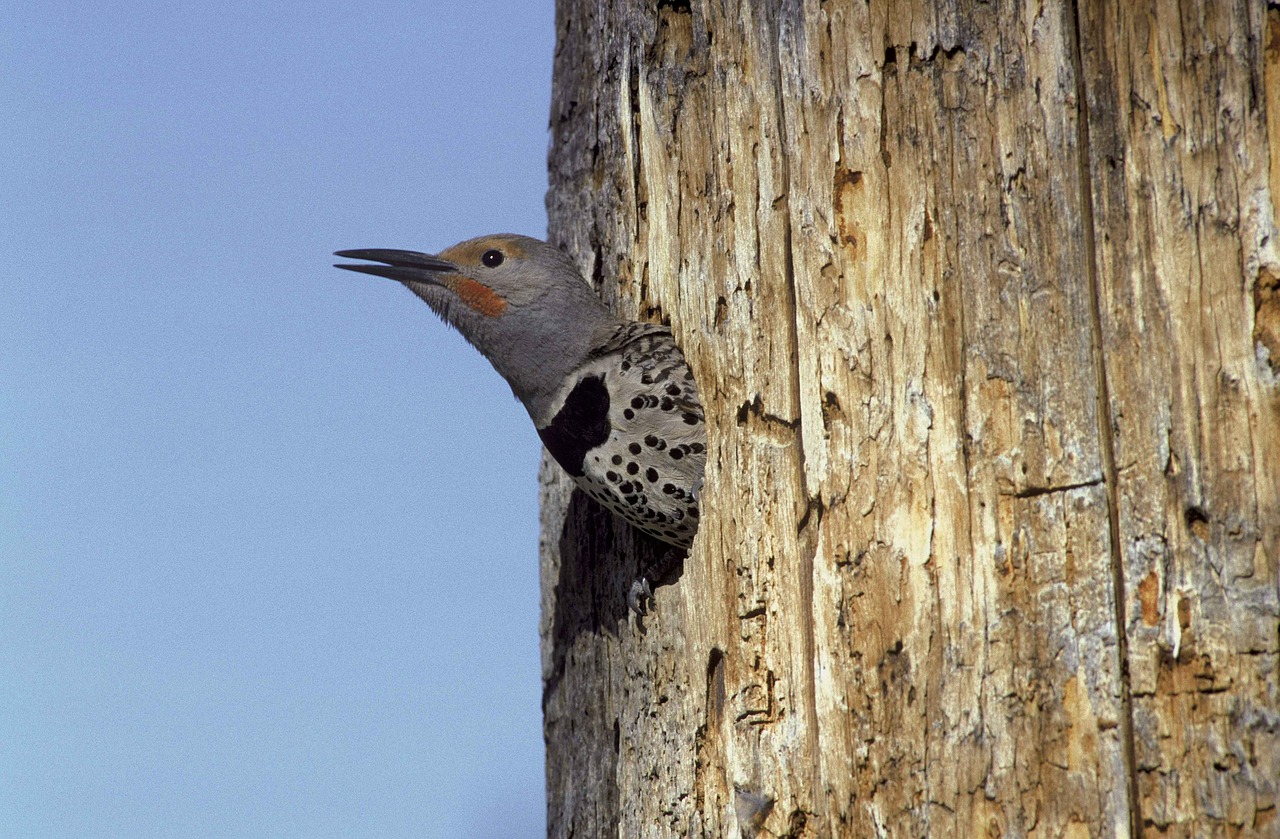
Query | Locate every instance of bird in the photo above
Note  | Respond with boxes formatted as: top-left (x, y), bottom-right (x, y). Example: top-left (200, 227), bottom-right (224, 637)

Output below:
top-left (334, 234), bottom-right (705, 605)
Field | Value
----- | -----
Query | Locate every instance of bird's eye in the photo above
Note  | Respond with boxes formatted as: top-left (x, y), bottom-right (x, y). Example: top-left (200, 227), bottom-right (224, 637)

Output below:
top-left (481, 249), bottom-right (504, 267)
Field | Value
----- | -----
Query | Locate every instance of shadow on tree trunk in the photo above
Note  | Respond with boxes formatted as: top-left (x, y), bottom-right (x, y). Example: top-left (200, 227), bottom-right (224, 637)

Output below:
top-left (541, 488), bottom-right (688, 836)
top-left (544, 489), bottom-right (685, 693)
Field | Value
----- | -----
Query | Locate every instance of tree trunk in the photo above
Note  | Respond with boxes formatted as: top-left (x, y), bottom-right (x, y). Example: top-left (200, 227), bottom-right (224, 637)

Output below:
top-left (540, 1), bottom-right (1279, 836)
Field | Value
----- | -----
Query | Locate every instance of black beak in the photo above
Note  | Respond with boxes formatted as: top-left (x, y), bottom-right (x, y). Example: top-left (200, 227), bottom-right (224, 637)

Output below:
top-left (333, 249), bottom-right (459, 284)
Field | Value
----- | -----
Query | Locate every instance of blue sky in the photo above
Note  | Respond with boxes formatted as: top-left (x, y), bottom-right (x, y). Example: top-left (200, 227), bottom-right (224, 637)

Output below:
top-left (2, 2), bottom-right (555, 836)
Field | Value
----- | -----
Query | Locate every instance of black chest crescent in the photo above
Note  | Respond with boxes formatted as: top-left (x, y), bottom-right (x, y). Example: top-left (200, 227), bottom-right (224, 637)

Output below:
top-left (536, 374), bottom-right (611, 477)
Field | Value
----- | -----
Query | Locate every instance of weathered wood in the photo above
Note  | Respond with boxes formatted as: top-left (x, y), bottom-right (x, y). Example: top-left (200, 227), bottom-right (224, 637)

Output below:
top-left (1078, 2), bottom-right (1280, 834)
top-left (541, 1), bottom-right (1279, 836)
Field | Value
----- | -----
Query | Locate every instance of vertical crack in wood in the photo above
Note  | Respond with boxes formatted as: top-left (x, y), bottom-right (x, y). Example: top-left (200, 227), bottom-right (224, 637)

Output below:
top-left (625, 45), bottom-right (644, 232)
top-left (770, 0), bottom-right (823, 809)
top-left (1068, 1), bottom-right (1142, 834)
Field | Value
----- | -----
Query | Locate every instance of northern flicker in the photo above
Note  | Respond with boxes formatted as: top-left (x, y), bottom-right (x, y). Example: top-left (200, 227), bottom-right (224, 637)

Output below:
top-left (334, 235), bottom-right (705, 597)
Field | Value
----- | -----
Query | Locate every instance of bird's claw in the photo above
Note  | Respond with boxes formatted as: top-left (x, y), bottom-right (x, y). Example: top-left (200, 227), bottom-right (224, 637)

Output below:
top-left (628, 577), bottom-right (655, 617)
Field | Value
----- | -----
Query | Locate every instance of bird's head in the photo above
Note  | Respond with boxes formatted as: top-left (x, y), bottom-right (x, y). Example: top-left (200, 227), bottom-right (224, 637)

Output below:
top-left (335, 234), bottom-right (620, 411)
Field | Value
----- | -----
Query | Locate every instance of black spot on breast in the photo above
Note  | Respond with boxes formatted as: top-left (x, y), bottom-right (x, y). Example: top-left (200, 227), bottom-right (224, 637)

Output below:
top-left (537, 375), bottom-right (611, 478)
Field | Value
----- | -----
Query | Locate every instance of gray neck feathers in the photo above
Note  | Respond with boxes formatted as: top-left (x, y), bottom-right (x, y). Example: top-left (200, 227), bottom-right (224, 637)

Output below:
top-left (415, 280), bottom-right (621, 424)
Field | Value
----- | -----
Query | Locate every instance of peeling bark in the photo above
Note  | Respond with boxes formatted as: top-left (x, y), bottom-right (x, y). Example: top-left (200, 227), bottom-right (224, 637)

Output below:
top-left (541, 1), bottom-right (1280, 836)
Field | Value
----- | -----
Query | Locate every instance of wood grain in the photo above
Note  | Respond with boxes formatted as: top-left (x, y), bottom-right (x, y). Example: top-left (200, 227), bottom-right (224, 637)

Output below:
top-left (541, 1), bottom-right (1279, 835)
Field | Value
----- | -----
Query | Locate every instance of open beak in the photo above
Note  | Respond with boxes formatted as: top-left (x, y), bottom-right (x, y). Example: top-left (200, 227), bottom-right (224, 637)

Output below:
top-left (333, 249), bottom-right (459, 284)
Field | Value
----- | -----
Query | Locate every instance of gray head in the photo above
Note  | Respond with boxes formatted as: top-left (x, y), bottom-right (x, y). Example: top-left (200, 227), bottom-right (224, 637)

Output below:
top-left (335, 234), bottom-right (621, 415)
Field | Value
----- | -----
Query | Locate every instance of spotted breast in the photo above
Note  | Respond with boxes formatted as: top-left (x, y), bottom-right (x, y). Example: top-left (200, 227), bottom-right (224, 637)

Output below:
top-left (537, 322), bottom-right (705, 549)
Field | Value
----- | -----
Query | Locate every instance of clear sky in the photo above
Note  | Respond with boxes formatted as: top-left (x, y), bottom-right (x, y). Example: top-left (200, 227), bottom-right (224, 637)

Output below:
top-left (2, 2), bottom-right (555, 836)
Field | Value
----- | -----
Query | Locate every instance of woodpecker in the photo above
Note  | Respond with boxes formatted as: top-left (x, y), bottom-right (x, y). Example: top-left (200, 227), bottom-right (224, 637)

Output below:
top-left (334, 234), bottom-right (705, 575)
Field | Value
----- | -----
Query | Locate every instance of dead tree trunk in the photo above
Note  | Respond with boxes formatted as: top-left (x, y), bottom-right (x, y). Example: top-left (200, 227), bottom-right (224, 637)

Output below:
top-left (540, 1), bottom-right (1280, 836)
